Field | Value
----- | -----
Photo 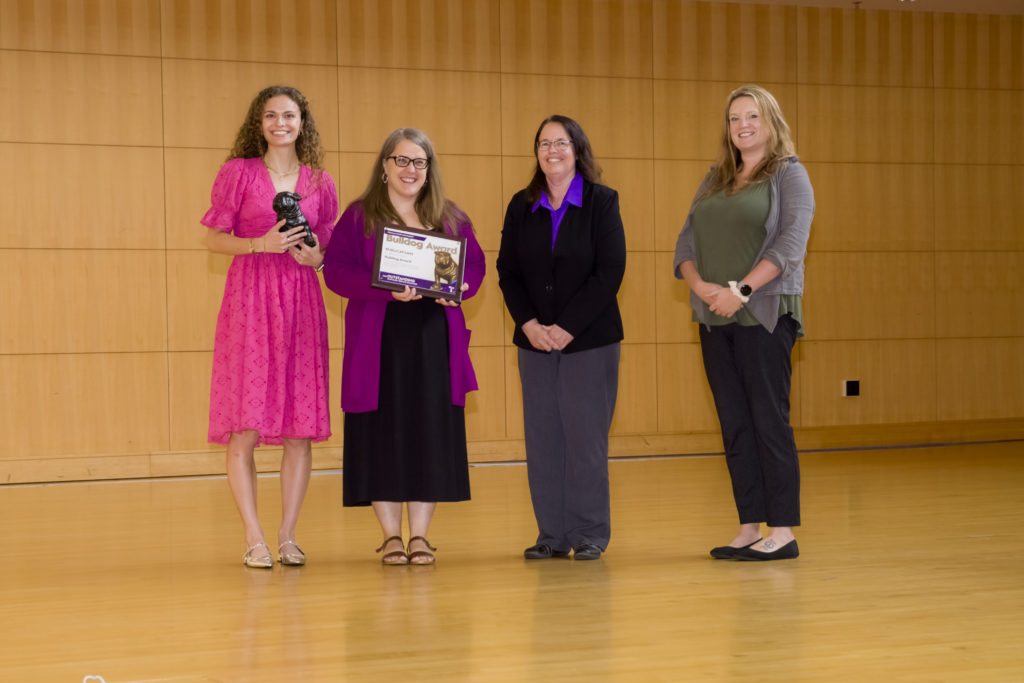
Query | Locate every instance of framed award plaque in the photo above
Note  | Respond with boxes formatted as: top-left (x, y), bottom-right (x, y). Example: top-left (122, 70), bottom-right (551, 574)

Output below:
top-left (372, 225), bottom-right (468, 303)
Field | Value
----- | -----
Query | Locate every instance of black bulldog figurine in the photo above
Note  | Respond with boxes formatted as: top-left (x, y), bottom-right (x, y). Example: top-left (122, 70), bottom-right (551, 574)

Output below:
top-left (273, 191), bottom-right (316, 249)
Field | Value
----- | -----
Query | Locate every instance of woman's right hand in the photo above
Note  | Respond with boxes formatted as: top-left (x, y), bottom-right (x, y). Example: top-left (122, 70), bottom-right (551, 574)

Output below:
top-left (522, 319), bottom-right (555, 352)
top-left (260, 220), bottom-right (307, 254)
top-left (391, 285), bottom-right (423, 302)
top-left (693, 280), bottom-right (725, 306)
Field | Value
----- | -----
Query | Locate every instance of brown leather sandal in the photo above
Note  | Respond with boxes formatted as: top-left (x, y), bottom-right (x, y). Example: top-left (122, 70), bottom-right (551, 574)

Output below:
top-left (375, 535), bottom-right (408, 565)
top-left (406, 536), bottom-right (437, 565)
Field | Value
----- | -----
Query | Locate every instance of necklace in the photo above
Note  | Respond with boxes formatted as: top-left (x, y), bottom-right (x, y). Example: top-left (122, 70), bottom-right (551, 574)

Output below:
top-left (263, 158), bottom-right (300, 176)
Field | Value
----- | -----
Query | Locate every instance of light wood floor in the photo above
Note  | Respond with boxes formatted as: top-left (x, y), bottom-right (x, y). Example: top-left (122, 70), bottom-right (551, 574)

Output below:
top-left (1, 442), bottom-right (1023, 682)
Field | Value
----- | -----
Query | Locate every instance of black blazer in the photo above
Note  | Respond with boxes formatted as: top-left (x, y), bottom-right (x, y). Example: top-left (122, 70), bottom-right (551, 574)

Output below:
top-left (497, 180), bottom-right (626, 353)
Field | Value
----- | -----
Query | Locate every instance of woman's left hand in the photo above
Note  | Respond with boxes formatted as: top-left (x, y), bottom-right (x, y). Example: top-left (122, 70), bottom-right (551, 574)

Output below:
top-left (291, 232), bottom-right (322, 268)
top-left (435, 282), bottom-right (470, 307)
top-left (546, 324), bottom-right (574, 350)
top-left (708, 289), bottom-right (743, 318)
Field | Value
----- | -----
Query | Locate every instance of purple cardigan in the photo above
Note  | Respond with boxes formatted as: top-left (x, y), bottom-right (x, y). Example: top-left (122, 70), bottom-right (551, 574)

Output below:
top-left (322, 201), bottom-right (486, 413)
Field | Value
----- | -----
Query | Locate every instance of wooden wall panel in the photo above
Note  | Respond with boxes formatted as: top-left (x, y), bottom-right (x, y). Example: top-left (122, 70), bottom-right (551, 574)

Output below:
top-left (653, 160), bottom-right (713, 252)
top-left (602, 159), bottom-right (656, 253)
top-left (164, 148), bottom-right (233, 250)
top-left (653, 81), bottom-right (797, 161)
top-left (161, 0), bottom-right (337, 64)
top-left (934, 252), bottom-right (1024, 339)
top-left (0, 353), bottom-right (169, 459)
top-left (504, 346), bottom-right (525, 440)
top-left (611, 344), bottom-right (659, 435)
top-left (0, 250), bottom-right (167, 354)
top-left (937, 339), bottom-right (1024, 421)
top-left (501, 0), bottom-right (653, 78)
top-left (799, 340), bottom-right (937, 426)
top-left (655, 250), bottom-right (700, 345)
top-left (653, 0), bottom-right (796, 83)
top-left (798, 85), bottom-right (934, 163)
top-left (933, 13), bottom-right (1024, 89)
top-left (465, 346), bottom-right (505, 442)
top-left (337, 0), bottom-right (499, 72)
top-left (619, 251), bottom-right (657, 345)
top-left (935, 165), bottom-right (1024, 251)
top-left (338, 68), bottom-right (500, 155)
top-left (501, 74), bottom-right (654, 160)
top-left (0, 51), bottom-right (162, 146)
top-left (437, 155), bottom-right (505, 251)
top-left (167, 350), bottom-right (214, 452)
top-left (162, 60), bottom-right (340, 150)
top-left (805, 162), bottom-right (934, 252)
top-left (462, 251), bottom-right (506, 348)
top-left (655, 342), bottom-right (719, 433)
top-left (797, 7), bottom-right (933, 87)
top-left (934, 88), bottom-right (1024, 165)
top-left (0, 0), bottom-right (161, 56)
top-left (165, 250), bottom-right (229, 352)
top-left (0, 143), bottom-right (164, 249)
top-left (804, 252), bottom-right (936, 341)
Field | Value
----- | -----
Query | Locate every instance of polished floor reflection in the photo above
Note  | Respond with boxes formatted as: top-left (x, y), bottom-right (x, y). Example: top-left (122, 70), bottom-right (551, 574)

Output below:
top-left (1, 442), bottom-right (1022, 681)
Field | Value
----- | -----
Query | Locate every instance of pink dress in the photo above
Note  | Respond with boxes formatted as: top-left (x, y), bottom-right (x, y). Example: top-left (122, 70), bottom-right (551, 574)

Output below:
top-left (201, 157), bottom-right (339, 445)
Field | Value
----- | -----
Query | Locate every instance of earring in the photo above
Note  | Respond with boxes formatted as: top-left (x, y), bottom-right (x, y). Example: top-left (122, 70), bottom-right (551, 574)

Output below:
top-left (381, 172), bottom-right (388, 184)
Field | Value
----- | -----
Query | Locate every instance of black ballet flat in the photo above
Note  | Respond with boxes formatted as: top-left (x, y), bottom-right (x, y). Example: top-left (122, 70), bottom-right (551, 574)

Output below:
top-left (734, 539), bottom-right (799, 561)
top-left (709, 538), bottom-right (761, 560)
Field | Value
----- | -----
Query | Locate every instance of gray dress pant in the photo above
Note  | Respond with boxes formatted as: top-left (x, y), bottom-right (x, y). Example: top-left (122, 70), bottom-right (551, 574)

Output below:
top-left (518, 343), bottom-right (620, 551)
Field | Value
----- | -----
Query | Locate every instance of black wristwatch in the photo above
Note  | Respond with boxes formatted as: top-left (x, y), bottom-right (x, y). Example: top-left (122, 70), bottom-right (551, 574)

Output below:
top-left (737, 281), bottom-right (753, 297)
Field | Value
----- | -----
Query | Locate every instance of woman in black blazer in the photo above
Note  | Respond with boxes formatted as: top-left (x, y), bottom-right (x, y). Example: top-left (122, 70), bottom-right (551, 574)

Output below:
top-left (496, 115), bottom-right (626, 561)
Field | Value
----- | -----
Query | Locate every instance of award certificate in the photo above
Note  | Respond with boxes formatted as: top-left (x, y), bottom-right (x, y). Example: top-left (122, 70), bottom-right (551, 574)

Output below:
top-left (372, 225), bottom-right (468, 303)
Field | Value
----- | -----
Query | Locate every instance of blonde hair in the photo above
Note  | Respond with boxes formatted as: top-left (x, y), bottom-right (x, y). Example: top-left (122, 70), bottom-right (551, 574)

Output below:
top-left (358, 128), bottom-right (466, 236)
top-left (701, 84), bottom-right (796, 200)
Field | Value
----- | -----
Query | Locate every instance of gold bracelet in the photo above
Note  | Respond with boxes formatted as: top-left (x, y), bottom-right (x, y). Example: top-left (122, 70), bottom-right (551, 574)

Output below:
top-left (248, 238), bottom-right (255, 254)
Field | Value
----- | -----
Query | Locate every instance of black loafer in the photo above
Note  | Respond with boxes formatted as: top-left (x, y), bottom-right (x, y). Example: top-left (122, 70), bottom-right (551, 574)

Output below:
top-left (709, 538), bottom-right (761, 560)
top-left (572, 543), bottom-right (602, 561)
top-left (734, 539), bottom-right (799, 561)
top-left (524, 543), bottom-right (570, 560)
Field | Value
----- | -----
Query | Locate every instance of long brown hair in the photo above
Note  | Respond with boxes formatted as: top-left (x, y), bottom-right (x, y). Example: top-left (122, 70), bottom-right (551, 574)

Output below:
top-left (525, 115), bottom-right (602, 204)
top-left (227, 85), bottom-right (326, 184)
top-left (358, 128), bottom-right (466, 236)
top-left (700, 85), bottom-right (796, 200)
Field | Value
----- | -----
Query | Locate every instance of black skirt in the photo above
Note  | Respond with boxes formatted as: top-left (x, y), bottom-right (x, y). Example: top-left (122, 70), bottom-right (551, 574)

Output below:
top-left (342, 298), bottom-right (470, 506)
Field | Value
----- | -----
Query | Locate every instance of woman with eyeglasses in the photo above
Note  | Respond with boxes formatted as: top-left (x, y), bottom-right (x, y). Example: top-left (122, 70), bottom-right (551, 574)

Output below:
top-left (322, 128), bottom-right (485, 565)
top-left (673, 85), bottom-right (813, 561)
top-left (496, 115), bottom-right (626, 561)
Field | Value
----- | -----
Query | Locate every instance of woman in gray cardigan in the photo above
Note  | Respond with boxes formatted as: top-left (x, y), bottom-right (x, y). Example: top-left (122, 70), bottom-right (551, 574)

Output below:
top-left (673, 85), bottom-right (814, 561)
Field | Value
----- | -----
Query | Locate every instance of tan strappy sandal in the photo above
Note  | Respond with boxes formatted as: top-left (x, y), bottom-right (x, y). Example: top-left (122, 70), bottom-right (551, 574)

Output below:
top-left (406, 536), bottom-right (436, 565)
top-left (376, 535), bottom-right (409, 565)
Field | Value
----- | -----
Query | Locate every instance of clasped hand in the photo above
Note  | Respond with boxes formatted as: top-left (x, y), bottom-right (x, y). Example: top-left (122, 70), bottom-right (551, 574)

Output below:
top-left (522, 319), bottom-right (574, 352)
top-left (698, 282), bottom-right (744, 318)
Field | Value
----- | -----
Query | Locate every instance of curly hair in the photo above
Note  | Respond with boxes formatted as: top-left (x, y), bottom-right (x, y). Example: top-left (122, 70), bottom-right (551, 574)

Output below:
top-left (358, 128), bottom-right (467, 237)
top-left (227, 85), bottom-right (326, 180)
top-left (701, 84), bottom-right (796, 200)
top-left (525, 115), bottom-right (602, 205)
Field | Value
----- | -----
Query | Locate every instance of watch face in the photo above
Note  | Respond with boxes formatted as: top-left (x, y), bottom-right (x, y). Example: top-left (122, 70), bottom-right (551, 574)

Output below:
top-left (739, 283), bottom-right (752, 296)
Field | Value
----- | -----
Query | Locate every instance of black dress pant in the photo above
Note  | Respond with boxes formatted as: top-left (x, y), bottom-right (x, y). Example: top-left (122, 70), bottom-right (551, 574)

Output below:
top-left (698, 315), bottom-right (800, 527)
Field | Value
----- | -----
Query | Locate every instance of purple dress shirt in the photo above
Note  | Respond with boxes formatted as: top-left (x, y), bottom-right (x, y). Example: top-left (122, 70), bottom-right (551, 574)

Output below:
top-left (532, 173), bottom-right (583, 249)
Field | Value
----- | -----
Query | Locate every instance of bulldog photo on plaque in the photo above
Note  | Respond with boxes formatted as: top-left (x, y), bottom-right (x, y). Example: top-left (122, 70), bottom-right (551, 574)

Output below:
top-left (372, 225), bottom-right (468, 303)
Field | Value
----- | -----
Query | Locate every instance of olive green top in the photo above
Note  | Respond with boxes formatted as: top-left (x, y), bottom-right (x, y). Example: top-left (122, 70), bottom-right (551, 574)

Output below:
top-left (691, 181), bottom-right (804, 336)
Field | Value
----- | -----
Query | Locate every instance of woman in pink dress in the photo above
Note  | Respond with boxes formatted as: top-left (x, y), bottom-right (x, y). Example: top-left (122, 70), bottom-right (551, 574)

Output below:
top-left (202, 85), bottom-right (338, 568)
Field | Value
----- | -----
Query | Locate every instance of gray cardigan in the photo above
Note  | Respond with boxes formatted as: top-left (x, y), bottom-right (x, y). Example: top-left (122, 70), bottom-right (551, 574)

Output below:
top-left (673, 157), bottom-right (814, 333)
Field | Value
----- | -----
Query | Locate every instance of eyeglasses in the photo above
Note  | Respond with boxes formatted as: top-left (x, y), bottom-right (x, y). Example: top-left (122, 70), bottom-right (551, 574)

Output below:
top-left (537, 139), bottom-right (572, 152)
top-left (386, 155), bottom-right (429, 170)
